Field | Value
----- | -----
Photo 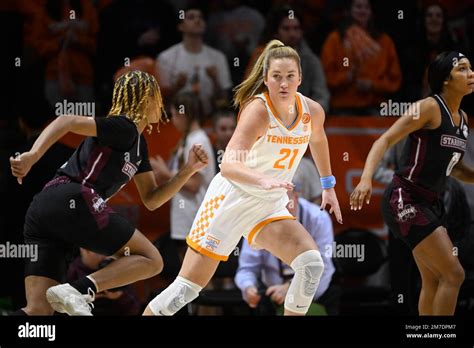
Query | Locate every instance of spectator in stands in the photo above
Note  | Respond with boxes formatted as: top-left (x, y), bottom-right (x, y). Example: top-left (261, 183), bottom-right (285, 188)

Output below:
top-left (212, 108), bottom-right (237, 174)
top-left (246, 6), bottom-right (330, 112)
top-left (235, 186), bottom-right (338, 315)
top-left (150, 92), bottom-right (215, 260)
top-left (157, 6), bottom-right (232, 117)
top-left (67, 248), bottom-right (140, 315)
top-left (398, 3), bottom-right (468, 102)
top-left (206, 0), bottom-right (265, 85)
top-left (321, 0), bottom-right (401, 115)
top-left (30, 0), bottom-right (98, 108)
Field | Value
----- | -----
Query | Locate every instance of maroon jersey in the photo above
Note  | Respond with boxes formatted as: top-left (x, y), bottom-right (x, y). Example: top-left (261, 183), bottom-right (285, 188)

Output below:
top-left (395, 94), bottom-right (469, 195)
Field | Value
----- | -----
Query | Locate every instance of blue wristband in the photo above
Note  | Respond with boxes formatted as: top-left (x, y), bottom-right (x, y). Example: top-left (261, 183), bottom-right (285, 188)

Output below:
top-left (320, 175), bottom-right (336, 189)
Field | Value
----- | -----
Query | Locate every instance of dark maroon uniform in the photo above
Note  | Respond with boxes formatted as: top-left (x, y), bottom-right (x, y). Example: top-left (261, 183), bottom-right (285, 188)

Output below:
top-left (381, 95), bottom-right (469, 249)
top-left (24, 116), bottom-right (152, 282)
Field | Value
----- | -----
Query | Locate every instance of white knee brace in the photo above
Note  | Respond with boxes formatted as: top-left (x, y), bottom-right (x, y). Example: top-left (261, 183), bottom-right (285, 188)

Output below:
top-left (148, 276), bottom-right (202, 316)
top-left (284, 250), bottom-right (324, 314)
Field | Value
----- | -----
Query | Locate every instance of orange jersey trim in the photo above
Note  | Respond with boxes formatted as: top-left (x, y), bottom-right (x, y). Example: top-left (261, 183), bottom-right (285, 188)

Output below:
top-left (264, 92), bottom-right (302, 131)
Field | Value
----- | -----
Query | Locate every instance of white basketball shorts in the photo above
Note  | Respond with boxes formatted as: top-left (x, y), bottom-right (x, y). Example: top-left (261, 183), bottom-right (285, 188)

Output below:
top-left (186, 173), bottom-right (295, 261)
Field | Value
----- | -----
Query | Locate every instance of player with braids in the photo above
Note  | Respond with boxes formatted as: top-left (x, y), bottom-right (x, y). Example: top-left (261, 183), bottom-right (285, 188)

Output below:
top-left (109, 70), bottom-right (166, 133)
top-left (9, 71), bottom-right (210, 316)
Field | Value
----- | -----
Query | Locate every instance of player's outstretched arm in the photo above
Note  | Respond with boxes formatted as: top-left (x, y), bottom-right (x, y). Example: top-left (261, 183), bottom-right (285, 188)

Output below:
top-left (134, 144), bottom-right (208, 210)
top-left (10, 115), bottom-right (97, 184)
top-left (307, 98), bottom-right (342, 224)
top-left (350, 98), bottom-right (437, 210)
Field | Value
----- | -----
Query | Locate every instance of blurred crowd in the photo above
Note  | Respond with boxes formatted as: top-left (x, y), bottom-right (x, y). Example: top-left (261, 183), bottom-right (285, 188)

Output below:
top-left (1, 0), bottom-right (473, 125)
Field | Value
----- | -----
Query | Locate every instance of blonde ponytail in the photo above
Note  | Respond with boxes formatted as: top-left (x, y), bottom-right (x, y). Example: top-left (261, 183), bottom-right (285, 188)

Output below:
top-left (233, 39), bottom-right (301, 109)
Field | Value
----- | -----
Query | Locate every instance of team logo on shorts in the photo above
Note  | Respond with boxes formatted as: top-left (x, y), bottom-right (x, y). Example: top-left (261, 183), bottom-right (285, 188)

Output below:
top-left (302, 113), bottom-right (311, 124)
top-left (204, 236), bottom-right (221, 252)
top-left (397, 204), bottom-right (417, 222)
top-left (92, 196), bottom-right (106, 213)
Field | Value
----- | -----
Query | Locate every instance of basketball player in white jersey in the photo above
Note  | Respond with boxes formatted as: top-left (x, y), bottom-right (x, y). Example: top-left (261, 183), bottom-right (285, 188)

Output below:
top-left (144, 40), bottom-right (343, 316)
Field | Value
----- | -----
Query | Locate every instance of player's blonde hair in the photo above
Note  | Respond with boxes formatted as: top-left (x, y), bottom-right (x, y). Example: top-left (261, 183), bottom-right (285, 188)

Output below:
top-left (108, 70), bottom-right (168, 133)
top-left (233, 39), bottom-right (301, 109)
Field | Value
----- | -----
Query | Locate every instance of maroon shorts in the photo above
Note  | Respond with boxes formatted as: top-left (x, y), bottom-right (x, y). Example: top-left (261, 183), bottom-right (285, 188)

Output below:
top-left (24, 178), bottom-right (135, 282)
top-left (381, 177), bottom-right (446, 250)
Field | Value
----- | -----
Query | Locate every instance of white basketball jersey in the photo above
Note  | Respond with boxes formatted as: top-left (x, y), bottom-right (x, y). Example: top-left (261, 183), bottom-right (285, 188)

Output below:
top-left (228, 91), bottom-right (313, 200)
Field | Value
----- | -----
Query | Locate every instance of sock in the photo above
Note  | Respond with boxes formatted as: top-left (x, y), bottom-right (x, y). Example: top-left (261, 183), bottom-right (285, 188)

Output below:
top-left (10, 309), bottom-right (28, 316)
top-left (70, 275), bottom-right (98, 295)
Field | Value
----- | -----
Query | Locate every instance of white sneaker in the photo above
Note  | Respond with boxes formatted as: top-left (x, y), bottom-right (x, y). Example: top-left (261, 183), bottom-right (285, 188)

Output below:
top-left (46, 284), bottom-right (95, 316)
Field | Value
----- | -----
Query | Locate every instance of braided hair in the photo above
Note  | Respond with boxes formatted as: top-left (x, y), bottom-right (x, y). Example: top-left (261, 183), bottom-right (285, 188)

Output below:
top-left (108, 70), bottom-right (168, 133)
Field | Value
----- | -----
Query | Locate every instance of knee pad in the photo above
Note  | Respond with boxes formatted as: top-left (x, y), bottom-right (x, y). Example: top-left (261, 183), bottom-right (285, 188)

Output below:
top-left (284, 250), bottom-right (324, 314)
top-left (148, 276), bottom-right (202, 316)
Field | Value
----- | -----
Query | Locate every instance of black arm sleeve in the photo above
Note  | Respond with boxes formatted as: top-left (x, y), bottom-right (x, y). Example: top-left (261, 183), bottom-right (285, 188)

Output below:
top-left (137, 135), bottom-right (152, 174)
top-left (95, 116), bottom-right (137, 151)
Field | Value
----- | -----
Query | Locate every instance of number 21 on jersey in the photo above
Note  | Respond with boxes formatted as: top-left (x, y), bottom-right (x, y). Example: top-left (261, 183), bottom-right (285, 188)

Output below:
top-left (274, 148), bottom-right (299, 170)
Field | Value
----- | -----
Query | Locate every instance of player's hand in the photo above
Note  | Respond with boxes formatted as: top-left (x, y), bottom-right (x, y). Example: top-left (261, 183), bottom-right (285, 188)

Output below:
top-left (185, 144), bottom-right (208, 173)
top-left (259, 177), bottom-right (295, 191)
top-left (321, 187), bottom-right (343, 224)
top-left (266, 283), bottom-right (290, 305)
top-left (244, 286), bottom-right (261, 308)
top-left (350, 178), bottom-right (372, 211)
top-left (10, 151), bottom-right (37, 185)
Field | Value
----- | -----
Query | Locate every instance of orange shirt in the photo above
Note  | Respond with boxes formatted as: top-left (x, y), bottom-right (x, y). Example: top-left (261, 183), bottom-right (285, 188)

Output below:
top-left (30, 0), bottom-right (98, 85)
top-left (321, 29), bottom-right (402, 110)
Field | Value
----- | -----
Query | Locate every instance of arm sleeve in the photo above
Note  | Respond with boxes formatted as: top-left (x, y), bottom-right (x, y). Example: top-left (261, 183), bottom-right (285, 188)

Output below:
top-left (137, 135), bottom-right (152, 174)
top-left (95, 116), bottom-right (137, 151)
